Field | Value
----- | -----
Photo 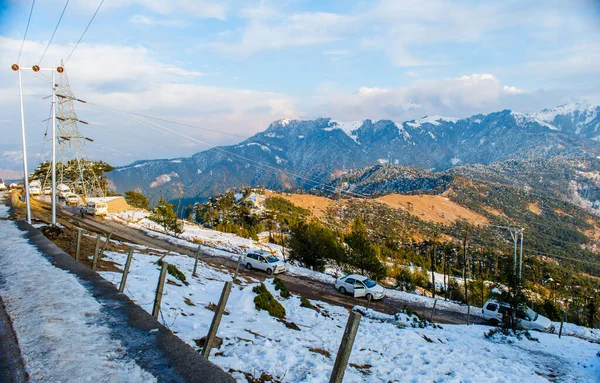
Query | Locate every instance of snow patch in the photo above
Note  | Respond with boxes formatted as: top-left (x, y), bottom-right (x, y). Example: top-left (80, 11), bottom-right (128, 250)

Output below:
top-left (328, 120), bottom-right (362, 143)
top-left (406, 115), bottom-right (459, 128)
top-left (450, 157), bottom-right (461, 165)
top-left (0, 221), bottom-right (156, 382)
top-left (149, 172), bottom-right (179, 188)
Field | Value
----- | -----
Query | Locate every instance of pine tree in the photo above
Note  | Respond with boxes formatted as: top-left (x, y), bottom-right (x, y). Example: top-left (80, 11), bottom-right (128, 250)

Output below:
top-left (125, 190), bottom-right (150, 210)
top-left (149, 196), bottom-right (184, 237)
top-left (345, 217), bottom-right (386, 279)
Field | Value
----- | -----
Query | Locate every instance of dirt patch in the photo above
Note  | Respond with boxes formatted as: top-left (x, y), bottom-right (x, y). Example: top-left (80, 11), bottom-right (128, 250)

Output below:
top-left (554, 209), bottom-right (570, 217)
top-left (528, 201), bottom-right (542, 215)
top-left (482, 206), bottom-right (506, 218)
top-left (376, 194), bottom-right (489, 226)
top-left (349, 363), bottom-right (373, 375)
top-left (265, 191), bottom-right (336, 219)
top-left (205, 302), bottom-right (230, 315)
top-left (308, 347), bottom-right (330, 358)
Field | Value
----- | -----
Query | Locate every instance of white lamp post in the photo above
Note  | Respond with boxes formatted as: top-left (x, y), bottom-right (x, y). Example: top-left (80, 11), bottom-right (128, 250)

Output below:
top-left (12, 63), bottom-right (64, 226)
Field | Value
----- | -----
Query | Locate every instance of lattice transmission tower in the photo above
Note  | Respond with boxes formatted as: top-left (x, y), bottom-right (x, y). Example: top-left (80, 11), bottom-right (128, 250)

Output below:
top-left (42, 60), bottom-right (104, 198)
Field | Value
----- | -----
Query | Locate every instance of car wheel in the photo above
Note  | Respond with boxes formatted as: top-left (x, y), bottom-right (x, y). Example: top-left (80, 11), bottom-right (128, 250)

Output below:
top-left (338, 286), bottom-right (346, 294)
top-left (266, 268), bottom-right (273, 275)
top-left (488, 318), bottom-right (500, 326)
top-left (366, 293), bottom-right (373, 301)
top-left (246, 263), bottom-right (252, 270)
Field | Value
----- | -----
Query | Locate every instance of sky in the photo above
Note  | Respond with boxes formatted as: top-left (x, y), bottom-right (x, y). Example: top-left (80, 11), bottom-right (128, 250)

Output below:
top-left (0, 0), bottom-right (599, 170)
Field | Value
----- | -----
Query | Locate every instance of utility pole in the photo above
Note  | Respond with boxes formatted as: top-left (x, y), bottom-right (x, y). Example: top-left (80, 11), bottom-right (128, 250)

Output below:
top-left (462, 224), bottom-right (470, 323)
top-left (519, 228), bottom-right (524, 281)
top-left (12, 63), bottom-right (63, 225)
top-left (11, 64), bottom-right (31, 224)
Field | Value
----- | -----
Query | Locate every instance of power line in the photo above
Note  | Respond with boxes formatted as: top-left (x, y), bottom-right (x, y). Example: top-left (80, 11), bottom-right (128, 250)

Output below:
top-left (106, 108), bottom-right (369, 199)
top-left (64, 0), bottom-right (105, 65)
top-left (17, 0), bottom-right (36, 64)
top-left (39, 0), bottom-right (70, 65)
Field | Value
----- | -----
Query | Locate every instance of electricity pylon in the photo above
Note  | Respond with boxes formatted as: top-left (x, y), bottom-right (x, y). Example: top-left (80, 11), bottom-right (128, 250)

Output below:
top-left (43, 61), bottom-right (103, 199)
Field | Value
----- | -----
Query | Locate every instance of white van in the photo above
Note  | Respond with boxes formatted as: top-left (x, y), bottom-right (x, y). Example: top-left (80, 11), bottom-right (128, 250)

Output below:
top-left (84, 201), bottom-right (108, 216)
top-left (57, 184), bottom-right (71, 199)
top-left (29, 180), bottom-right (41, 195)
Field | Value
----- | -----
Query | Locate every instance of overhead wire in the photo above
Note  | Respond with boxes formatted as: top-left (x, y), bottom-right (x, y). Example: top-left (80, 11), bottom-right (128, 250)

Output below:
top-left (38, 0), bottom-right (70, 65)
top-left (17, 0), bottom-right (36, 64)
top-left (91, 103), bottom-right (369, 199)
top-left (64, 0), bottom-right (105, 65)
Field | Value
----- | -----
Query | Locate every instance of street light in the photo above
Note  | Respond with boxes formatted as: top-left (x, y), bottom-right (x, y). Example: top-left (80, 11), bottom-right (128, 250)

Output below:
top-left (12, 63), bottom-right (64, 225)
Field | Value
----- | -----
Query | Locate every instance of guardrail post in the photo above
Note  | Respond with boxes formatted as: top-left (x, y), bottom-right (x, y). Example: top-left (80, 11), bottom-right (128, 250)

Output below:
top-left (430, 299), bottom-right (438, 322)
top-left (330, 311), bottom-right (362, 383)
top-left (119, 248), bottom-right (134, 293)
top-left (91, 234), bottom-right (101, 270)
top-left (99, 231), bottom-right (113, 257)
top-left (75, 228), bottom-right (83, 261)
top-left (152, 261), bottom-right (169, 319)
top-left (193, 245), bottom-right (201, 277)
top-left (233, 256), bottom-right (242, 283)
top-left (202, 281), bottom-right (233, 359)
top-left (559, 311), bottom-right (566, 339)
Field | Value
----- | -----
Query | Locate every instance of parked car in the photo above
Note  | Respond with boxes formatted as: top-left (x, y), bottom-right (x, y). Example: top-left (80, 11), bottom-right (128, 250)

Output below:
top-left (84, 201), bottom-right (108, 216)
top-left (43, 186), bottom-right (52, 195)
top-left (29, 180), bottom-right (41, 196)
top-left (334, 274), bottom-right (385, 301)
top-left (65, 193), bottom-right (79, 205)
top-left (0, 182), bottom-right (7, 191)
top-left (481, 299), bottom-right (554, 332)
top-left (56, 184), bottom-right (71, 199)
top-left (244, 250), bottom-right (285, 275)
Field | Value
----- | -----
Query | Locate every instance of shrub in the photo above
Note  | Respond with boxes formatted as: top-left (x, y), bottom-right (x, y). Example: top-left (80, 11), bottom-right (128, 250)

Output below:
top-left (273, 277), bottom-right (291, 299)
top-left (300, 296), bottom-right (314, 309)
top-left (253, 283), bottom-right (286, 319)
top-left (157, 260), bottom-right (186, 282)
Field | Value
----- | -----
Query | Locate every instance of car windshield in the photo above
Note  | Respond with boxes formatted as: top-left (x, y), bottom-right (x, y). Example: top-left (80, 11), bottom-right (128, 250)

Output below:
top-left (363, 278), bottom-right (377, 288)
top-left (266, 256), bottom-right (279, 263)
top-left (525, 307), bottom-right (539, 321)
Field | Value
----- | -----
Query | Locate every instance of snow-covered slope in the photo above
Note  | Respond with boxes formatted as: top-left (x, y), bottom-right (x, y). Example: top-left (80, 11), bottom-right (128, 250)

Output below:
top-left (97, 232), bottom-right (600, 382)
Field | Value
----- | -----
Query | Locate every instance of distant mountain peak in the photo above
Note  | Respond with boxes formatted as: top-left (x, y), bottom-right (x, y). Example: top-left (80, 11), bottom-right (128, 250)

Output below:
top-left (404, 115), bottom-right (460, 128)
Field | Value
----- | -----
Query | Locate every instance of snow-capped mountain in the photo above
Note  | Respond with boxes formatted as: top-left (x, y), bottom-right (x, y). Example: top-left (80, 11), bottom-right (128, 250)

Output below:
top-left (109, 104), bottom-right (600, 204)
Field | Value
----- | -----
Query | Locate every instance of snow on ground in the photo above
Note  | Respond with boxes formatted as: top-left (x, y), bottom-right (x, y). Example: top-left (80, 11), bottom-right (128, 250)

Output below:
top-left (0, 204), bottom-right (9, 218)
top-left (556, 322), bottom-right (600, 343)
top-left (106, 209), bottom-right (480, 314)
top-left (99, 243), bottom-right (600, 383)
top-left (0, 220), bottom-right (156, 382)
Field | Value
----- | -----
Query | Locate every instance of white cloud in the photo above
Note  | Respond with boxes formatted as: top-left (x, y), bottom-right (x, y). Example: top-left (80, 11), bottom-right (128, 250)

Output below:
top-left (211, 7), bottom-right (355, 59)
top-left (70, 0), bottom-right (229, 20)
top-left (314, 73), bottom-right (578, 121)
top-left (0, 37), bottom-right (297, 166)
top-left (129, 14), bottom-right (187, 27)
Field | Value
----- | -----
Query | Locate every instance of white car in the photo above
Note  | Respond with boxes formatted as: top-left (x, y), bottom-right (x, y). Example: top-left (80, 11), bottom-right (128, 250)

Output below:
top-left (65, 193), bottom-right (79, 205)
top-left (0, 183), bottom-right (6, 191)
top-left (244, 250), bottom-right (286, 275)
top-left (335, 274), bottom-right (385, 301)
top-left (482, 299), bottom-right (554, 332)
top-left (29, 186), bottom-right (41, 196)
top-left (43, 186), bottom-right (52, 195)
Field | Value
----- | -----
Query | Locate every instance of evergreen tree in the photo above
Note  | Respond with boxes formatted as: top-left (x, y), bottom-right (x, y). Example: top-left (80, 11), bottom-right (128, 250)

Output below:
top-left (288, 220), bottom-right (344, 271)
top-left (345, 217), bottom-right (386, 279)
top-left (149, 196), bottom-right (184, 237)
top-left (125, 190), bottom-right (150, 210)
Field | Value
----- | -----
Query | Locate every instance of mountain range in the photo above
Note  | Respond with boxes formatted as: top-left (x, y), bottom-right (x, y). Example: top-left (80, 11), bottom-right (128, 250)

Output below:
top-left (108, 103), bottom-right (600, 208)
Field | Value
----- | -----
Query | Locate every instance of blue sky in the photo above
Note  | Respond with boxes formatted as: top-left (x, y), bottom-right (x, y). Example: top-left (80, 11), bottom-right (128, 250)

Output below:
top-left (0, 0), bottom-right (599, 169)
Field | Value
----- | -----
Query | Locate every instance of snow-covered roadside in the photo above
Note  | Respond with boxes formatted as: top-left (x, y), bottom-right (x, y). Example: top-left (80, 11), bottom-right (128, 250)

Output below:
top-left (555, 322), bottom-right (600, 343)
top-left (100, 243), bottom-right (600, 383)
top-left (107, 210), bottom-right (481, 315)
top-left (0, 220), bottom-right (156, 383)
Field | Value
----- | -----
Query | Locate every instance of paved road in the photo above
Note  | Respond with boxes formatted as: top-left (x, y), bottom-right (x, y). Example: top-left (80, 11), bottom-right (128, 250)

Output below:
top-left (52, 202), bottom-right (485, 325)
